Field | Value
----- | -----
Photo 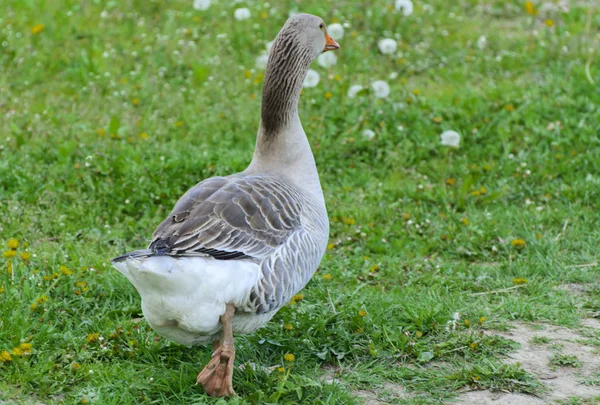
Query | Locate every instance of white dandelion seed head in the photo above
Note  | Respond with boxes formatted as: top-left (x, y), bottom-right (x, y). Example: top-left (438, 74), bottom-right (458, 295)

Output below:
top-left (477, 35), bottom-right (487, 50)
top-left (193, 0), bottom-right (211, 11)
top-left (317, 52), bottom-right (337, 68)
top-left (255, 54), bottom-right (269, 69)
top-left (327, 23), bottom-right (345, 40)
top-left (378, 38), bottom-right (397, 55)
top-left (440, 130), bottom-right (461, 148)
top-left (362, 129), bottom-right (375, 140)
top-left (371, 80), bottom-right (390, 98)
top-left (347, 84), bottom-right (364, 98)
top-left (234, 8), bottom-right (251, 21)
top-left (303, 69), bottom-right (320, 88)
top-left (395, 0), bottom-right (414, 16)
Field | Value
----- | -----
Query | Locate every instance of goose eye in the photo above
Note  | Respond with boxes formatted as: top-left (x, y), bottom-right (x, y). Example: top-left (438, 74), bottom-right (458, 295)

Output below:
top-left (319, 23), bottom-right (324, 30)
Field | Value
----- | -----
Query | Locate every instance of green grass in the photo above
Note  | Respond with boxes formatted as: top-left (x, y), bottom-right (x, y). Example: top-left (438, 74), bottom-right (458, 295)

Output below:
top-left (1, 0), bottom-right (600, 404)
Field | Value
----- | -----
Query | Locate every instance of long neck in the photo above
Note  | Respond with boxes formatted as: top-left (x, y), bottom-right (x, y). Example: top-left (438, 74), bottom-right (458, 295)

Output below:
top-left (259, 32), bottom-right (313, 138)
top-left (246, 31), bottom-right (323, 195)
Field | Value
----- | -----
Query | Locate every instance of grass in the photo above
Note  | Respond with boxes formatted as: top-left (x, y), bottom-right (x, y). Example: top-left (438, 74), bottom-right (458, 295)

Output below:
top-left (1, 0), bottom-right (599, 404)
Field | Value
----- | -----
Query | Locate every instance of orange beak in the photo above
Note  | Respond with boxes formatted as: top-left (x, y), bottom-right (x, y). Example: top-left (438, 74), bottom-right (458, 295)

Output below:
top-left (323, 33), bottom-right (340, 52)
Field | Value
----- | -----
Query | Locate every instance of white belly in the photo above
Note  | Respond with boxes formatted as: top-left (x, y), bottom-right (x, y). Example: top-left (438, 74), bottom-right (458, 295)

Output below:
top-left (113, 255), bottom-right (270, 347)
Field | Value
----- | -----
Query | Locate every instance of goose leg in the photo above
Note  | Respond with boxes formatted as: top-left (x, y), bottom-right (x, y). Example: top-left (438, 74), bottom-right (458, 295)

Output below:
top-left (197, 304), bottom-right (236, 397)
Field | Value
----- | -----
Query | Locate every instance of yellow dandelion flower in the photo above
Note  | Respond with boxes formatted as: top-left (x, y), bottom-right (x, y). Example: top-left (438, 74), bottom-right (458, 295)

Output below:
top-left (479, 186), bottom-right (487, 194)
top-left (175, 120), bottom-right (184, 128)
top-left (19, 343), bottom-right (32, 353)
top-left (132, 98), bottom-right (140, 106)
top-left (290, 294), bottom-right (304, 303)
top-left (511, 239), bottom-right (526, 248)
top-left (139, 132), bottom-right (149, 140)
top-left (536, 233), bottom-right (542, 239)
top-left (75, 281), bottom-right (87, 288)
top-left (86, 333), bottom-right (100, 343)
top-left (333, 74), bottom-right (342, 81)
top-left (524, 1), bottom-right (537, 15)
top-left (284, 323), bottom-right (293, 331)
top-left (402, 213), bottom-right (411, 221)
top-left (358, 310), bottom-right (367, 317)
top-left (96, 128), bottom-right (106, 136)
top-left (324, 92), bottom-right (333, 100)
top-left (370, 264), bottom-right (379, 273)
top-left (432, 116), bottom-right (443, 124)
top-left (7, 238), bottom-right (19, 249)
top-left (20, 252), bottom-right (31, 261)
top-left (461, 217), bottom-right (470, 226)
top-left (60, 265), bottom-right (72, 275)
top-left (473, 375), bottom-right (481, 381)
top-left (464, 319), bottom-right (470, 327)
top-left (30, 303), bottom-right (38, 311)
top-left (470, 342), bottom-right (478, 350)
top-left (284, 353), bottom-right (295, 362)
top-left (504, 104), bottom-right (515, 112)
top-left (11, 347), bottom-right (23, 357)
top-left (71, 362), bottom-right (81, 371)
top-left (7, 262), bottom-right (13, 274)
top-left (259, 10), bottom-right (269, 19)
top-left (513, 277), bottom-right (528, 285)
top-left (327, 243), bottom-right (335, 250)
top-left (277, 366), bottom-right (285, 373)
top-left (81, 398), bottom-right (88, 404)
top-left (244, 69), bottom-right (252, 79)
top-left (0, 350), bottom-right (12, 362)
top-left (416, 331), bottom-right (423, 338)
top-left (545, 19), bottom-right (554, 27)
top-left (342, 217), bottom-right (355, 225)
top-left (412, 89), bottom-right (420, 96)
top-left (3, 250), bottom-right (16, 258)
top-left (31, 24), bottom-right (45, 35)
top-left (479, 316), bottom-right (486, 324)
top-left (446, 178), bottom-right (456, 186)
top-left (322, 274), bottom-right (333, 281)
top-left (37, 295), bottom-right (49, 304)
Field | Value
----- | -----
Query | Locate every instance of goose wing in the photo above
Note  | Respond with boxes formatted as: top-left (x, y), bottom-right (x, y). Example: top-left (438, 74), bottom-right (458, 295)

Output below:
top-left (148, 175), bottom-right (304, 261)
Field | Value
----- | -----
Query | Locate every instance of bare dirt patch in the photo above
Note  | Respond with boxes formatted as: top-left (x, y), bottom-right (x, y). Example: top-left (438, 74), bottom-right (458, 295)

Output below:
top-left (456, 320), bottom-right (600, 404)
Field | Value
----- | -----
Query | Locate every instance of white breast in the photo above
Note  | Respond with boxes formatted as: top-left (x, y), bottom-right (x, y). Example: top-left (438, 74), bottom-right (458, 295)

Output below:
top-left (113, 255), bottom-right (262, 346)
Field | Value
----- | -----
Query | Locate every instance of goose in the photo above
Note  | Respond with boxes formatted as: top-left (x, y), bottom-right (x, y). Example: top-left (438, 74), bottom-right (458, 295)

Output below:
top-left (111, 13), bottom-right (340, 397)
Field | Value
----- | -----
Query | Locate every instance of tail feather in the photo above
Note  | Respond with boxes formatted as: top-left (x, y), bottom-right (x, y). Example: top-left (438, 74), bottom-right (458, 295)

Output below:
top-left (111, 249), bottom-right (154, 263)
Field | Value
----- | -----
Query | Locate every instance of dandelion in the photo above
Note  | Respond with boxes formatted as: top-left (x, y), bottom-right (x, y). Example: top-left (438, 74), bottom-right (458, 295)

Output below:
top-left (511, 239), bottom-right (526, 248)
top-left (3, 250), bottom-right (16, 258)
top-left (513, 277), bottom-right (528, 284)
top-left (233, 8), bottom-right (251, 21)
top-left (0, 350), bottom-right (12, 362)
top-left (524, 1), bottom-right (537, 15)
top-left (20, 252), bottom-right (31, 261)
top-left (322, 273), bottom-right (333, 281)
top-left (470, 342), bottom-right (478, 350)
top-left (327, 23), bottom-right (344, 40)
top-left (19, 343), bottom-right (32, 353)
top-left (290, 294), bottom-right (304, 303)
top-left (545, 19), bottom-right (554, 27)
top-left (440, 130), bottom-right (460, 148)
top-left (504, 104), bottom-right (515, 111)
top-left (317, 52), bottom-right (337, 68)
top-left (86, 333), bottom-right (100, 343)
top-left (432, 116), bottom-right (443, 123)
top-left (371, 80), bottom-right (390, 98)
top-left (303, 69), bottom-right (320, 88)
top-left (347, 84), bottom-right (364, 98)
top-left (284, 353), bottom-right (295, 362)
top-left (11, 347), bottom-right (23, 357)
top-left (479, 316), bottom-right (486, 324)
top-left (31, 24), bottom-right (45, 35)
top-left (71, 362), bottom-right (81, 371)
top-left (378, 38), bottom-right (397, 55)
top-left (477, 35), bottom-right (487, 50)
top-left (7, 238), bottom-right (19, 249)
top-left (358, 310), bottom-right (367, 317)
top-left (395, 0), bottom-right (414, 16)
top-left (193, 0), bottom-right (211, 11)
top-left (284, 323), bottom-right (293, 331)
top-left (362, 129), bottom-right (375, 140)
top-left (60, 265), bottom-right (73, 275)
top-left (255, 54), bottom-right (269, 69)
top-left (461, 217), bottom-right (470, 225)
top-left (277, 367), bottom-right (285, 373)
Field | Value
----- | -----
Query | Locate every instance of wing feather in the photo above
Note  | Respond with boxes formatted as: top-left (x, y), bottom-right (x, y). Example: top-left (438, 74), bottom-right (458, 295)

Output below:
top-left (149, 175), bottom-right (304, 261)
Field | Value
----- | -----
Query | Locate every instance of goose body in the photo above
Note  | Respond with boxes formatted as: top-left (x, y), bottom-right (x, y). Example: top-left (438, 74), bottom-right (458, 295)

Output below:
top-left (112, 13), bottom-right (340, 397)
